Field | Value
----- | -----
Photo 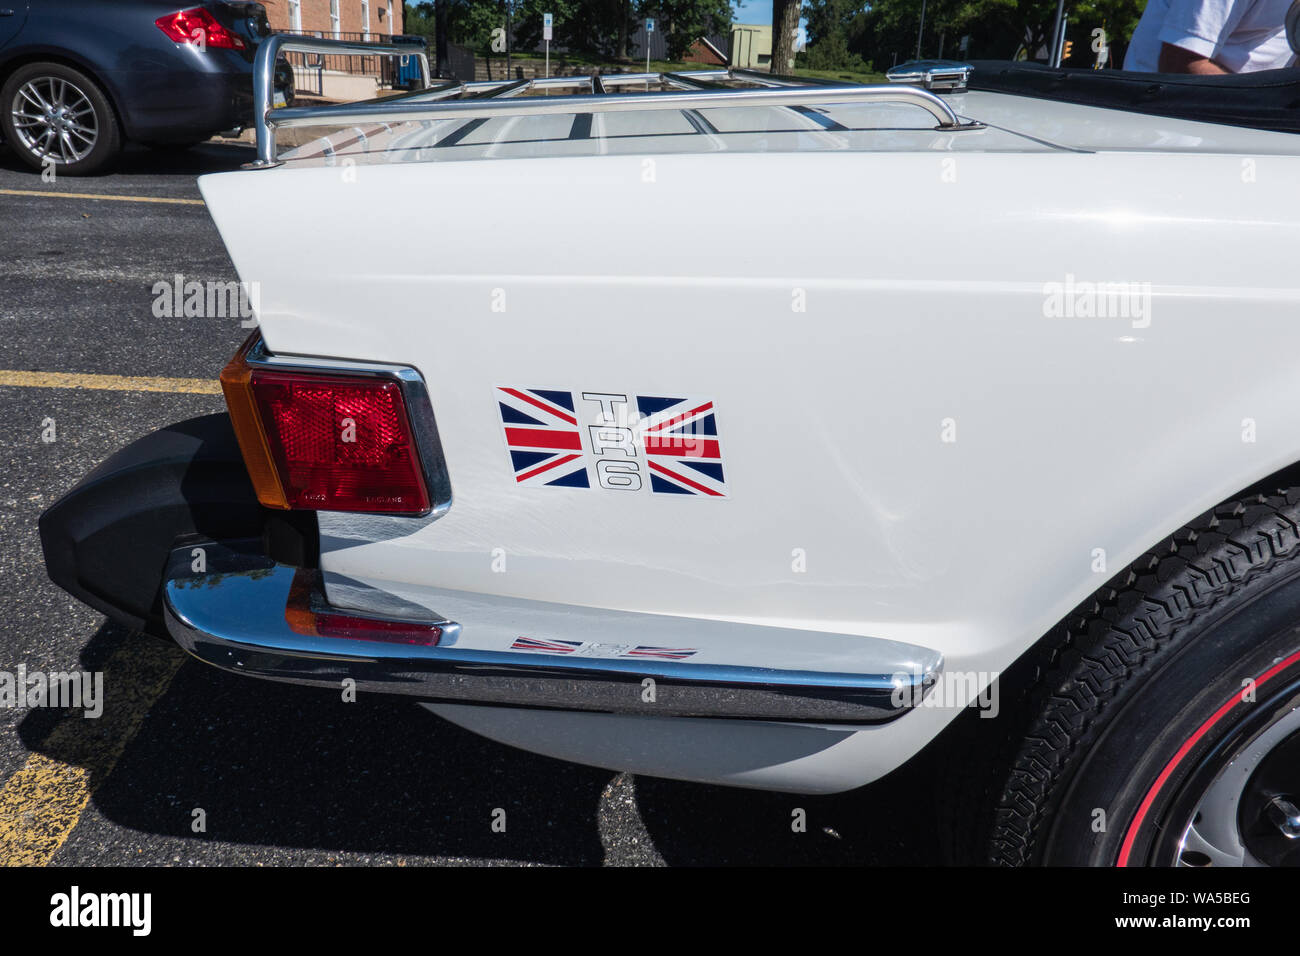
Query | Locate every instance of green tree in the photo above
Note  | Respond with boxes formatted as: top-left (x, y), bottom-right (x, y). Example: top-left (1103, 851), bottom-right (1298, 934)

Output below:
top-left (639, 0), bottom-right (734, 61)
top-left (511, 0), bottom-right (637, 57)
top-left (406, 0), bottom-right (505, 55)
top-left (799, 0), bottom-right (871, 71)
top-left (772, 0), bottom-right (800, 72)
top-left (846, 0), bottom-right (1144, 66)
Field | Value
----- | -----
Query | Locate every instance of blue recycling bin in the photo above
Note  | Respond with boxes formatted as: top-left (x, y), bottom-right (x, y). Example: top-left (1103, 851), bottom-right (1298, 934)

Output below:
top-left (394, 39), bottom-right (429, 87)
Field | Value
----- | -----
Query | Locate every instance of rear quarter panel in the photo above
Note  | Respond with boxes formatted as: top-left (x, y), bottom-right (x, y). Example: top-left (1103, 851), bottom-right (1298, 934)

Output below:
top-left (199, 146), bottom-right (1300, 789)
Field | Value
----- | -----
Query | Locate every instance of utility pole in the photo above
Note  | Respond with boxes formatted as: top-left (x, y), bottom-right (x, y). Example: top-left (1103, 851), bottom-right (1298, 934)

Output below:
top-left (1049, 0), bottom-right (1065, 65)
top-left (506, 0), bottom-right (514, 79)
top-left (434, 0), bottom-right (448, 78)
top-left (916, 0), bottom-right (927, 60)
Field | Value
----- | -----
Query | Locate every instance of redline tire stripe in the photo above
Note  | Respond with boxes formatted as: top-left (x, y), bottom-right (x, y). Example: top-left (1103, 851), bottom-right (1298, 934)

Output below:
top-left (1116, 645), bottom-right (1300, 866)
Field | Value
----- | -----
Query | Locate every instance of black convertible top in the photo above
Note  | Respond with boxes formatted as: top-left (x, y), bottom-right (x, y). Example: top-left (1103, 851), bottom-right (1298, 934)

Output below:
top-left (966, 60), bottom-right (1300, 134)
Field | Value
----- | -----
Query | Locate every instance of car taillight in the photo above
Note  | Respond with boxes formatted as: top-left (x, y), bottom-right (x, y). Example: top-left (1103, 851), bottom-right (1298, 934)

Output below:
top-left (155, 8), bottom-right (247, 50)
top-left (220, 337), bottom-right (431, 515)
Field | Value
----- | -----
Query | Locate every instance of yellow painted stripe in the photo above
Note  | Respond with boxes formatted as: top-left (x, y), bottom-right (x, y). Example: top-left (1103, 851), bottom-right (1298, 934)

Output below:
top-left (0, 369), bottom-right (221, 394)
top-left (0, 188), bottom-right (204, 206)
top-left (0, 637), bottom-right (187, 866)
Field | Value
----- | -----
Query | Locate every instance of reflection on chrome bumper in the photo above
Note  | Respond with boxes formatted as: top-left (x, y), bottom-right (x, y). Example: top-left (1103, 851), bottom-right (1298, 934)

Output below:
top-left (163, 541), bottom-right (942, 724)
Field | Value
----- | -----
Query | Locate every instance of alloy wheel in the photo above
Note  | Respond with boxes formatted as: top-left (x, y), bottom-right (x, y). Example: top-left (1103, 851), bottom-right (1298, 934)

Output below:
top-left (10, 75), bottom-right (99, 165)
top-left (1168, 687), bottom-right (1300, 867)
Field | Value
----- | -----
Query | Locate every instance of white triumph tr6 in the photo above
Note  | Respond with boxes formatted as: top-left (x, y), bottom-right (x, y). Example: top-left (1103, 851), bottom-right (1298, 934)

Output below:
top-left (38, 32), bottom-right (1300, 867)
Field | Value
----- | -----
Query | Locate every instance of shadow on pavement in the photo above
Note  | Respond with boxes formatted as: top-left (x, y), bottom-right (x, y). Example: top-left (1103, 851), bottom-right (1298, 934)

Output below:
top-left (0, 140), bottom-right (255, 178)
top-left (634, 752), bottom-right (945, 865)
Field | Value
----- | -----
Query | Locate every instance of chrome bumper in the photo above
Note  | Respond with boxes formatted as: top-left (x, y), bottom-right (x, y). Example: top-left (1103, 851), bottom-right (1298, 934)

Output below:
top-left (164, 541), bottom-right (942, 724)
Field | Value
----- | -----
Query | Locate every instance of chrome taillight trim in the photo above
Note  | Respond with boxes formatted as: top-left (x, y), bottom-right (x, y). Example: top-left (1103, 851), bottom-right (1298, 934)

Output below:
top-left (243, 332), bottom-right (452, 521)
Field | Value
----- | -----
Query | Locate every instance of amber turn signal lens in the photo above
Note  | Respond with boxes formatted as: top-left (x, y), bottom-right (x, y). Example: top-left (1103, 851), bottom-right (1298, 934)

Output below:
top-left (220, 333), bottom-right (290, 510)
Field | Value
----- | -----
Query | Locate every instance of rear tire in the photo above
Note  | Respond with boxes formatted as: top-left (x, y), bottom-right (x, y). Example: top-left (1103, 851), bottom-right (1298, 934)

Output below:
top-left (1, 61), bottom-right (121, 175)
top-left (984, 487), bottom-right (1300, 866)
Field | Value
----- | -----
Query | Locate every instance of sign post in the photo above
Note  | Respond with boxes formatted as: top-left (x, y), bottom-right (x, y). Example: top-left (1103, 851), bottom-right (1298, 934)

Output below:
top-left (543, 13), bottom-right (552, 78)
top-left (645, 18), bottom-right (654, 75)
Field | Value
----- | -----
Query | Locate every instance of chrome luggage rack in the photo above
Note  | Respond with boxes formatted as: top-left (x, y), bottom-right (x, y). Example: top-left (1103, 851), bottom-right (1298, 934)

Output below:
top-left (250, 34), bottom-right (983, 168)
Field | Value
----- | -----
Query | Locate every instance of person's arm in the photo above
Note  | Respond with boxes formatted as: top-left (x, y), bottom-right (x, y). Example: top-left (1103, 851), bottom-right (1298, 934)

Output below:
top-left (1157, 41), bottom-right (1231, 72)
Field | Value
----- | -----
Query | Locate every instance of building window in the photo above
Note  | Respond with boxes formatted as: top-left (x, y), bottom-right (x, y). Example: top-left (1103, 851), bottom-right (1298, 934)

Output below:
top-left (361, 0), bottom-right (370, 37)
top-left (288, 0), bottom-right (301, 31)
top-left (329, 0), bottom-right (340, 37)
top-left (387, 0), bottom-right (393, 34)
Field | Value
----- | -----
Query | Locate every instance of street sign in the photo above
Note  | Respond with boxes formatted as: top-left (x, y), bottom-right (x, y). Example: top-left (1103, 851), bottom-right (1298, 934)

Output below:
top-left (544, 12), bottom-right (553, 78)
top-left (646, 17), bottom-right (654, 32)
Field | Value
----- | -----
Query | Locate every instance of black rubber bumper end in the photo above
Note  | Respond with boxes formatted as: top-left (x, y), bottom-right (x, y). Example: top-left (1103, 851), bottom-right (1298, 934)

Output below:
top-left (38, 413), bottom-right (268, 638)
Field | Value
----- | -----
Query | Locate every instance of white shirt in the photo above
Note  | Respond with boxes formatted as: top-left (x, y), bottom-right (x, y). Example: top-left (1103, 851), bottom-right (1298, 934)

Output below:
top-left (1123, 0), bottom-right (1297, 72)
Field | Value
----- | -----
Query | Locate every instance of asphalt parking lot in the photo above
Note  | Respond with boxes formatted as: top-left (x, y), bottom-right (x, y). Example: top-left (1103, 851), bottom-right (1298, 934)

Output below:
top-left (0, 140), bottom-right (941, 866)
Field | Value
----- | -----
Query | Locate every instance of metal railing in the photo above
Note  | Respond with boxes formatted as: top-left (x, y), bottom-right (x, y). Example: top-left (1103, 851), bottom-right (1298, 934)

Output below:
top-left (278, 30), bottom-right (428, 96)
top-left (248, 38), bottom-right (980, 169)
top-left (253, 34), bottom-right (431, 168)
top-left (277, 30), bottom-right (427, 92)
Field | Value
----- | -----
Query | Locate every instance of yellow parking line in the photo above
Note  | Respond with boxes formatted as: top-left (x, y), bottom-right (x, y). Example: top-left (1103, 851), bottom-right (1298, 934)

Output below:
top-left (0, 369), bottom-right (221, 394)
top-left (0, 636), bottom-right (187, 866)
top-left (0, 188), bottom-right (204, 206)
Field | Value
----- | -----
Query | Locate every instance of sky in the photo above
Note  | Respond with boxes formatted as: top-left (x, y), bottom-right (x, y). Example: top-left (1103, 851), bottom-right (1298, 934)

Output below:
top-left (734, 0), bottom-right (772, 24)
top-left (733, 0), bottom-right (808, 46)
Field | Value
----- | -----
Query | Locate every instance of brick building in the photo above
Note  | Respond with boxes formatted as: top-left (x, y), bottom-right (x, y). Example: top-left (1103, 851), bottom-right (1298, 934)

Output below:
top-left (260, 0), bottom-right (405, 38)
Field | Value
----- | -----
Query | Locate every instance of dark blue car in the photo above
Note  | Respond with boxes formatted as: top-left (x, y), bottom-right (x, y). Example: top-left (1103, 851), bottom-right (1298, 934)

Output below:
top-left (0, 0), bottom-right (293, 174)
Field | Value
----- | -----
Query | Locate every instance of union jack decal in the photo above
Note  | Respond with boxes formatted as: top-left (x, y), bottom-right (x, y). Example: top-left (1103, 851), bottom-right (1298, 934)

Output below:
top-left (495, 386), bottom-right (729, 497)
top-left (623, 645), bottom-right (699, 660)
top-left (636, 395), bottom-right (727, 497)
top-left (511, 637), bottom-right (583, 654)
top-left (496, 387), bottom-right (590, 488)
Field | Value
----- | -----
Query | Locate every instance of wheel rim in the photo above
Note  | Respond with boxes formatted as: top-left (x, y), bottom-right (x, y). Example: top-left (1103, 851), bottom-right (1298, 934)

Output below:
top-left (10, 76), bottom-right (98, 164)
top-left (1170, 690), bottom-right (1300, 867)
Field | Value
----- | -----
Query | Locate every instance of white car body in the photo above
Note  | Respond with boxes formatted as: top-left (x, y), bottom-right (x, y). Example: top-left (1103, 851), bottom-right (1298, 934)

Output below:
top-left (196, 77), bottom-right (1300, 794)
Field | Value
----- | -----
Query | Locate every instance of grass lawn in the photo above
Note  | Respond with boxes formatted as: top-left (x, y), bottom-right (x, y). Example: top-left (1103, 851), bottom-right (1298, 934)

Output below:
top-left (789, 66), bottom-right (890, 84)
top-left (485, 51), bottom-right (888, 85)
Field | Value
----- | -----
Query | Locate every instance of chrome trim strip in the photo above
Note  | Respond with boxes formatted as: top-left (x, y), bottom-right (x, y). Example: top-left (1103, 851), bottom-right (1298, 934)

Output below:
top-left (164, 541), bottom-right (943, 724)
top-left (244, 333), bottom-right (452, 521)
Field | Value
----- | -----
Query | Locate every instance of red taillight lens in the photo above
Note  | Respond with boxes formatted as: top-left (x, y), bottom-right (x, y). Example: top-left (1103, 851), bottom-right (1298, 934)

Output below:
top-left (252, 372), bottom-right (430, 514)
top-left (309, 612), bottom-right (442, 644)
top-left (285, 571), bottom-right (442, 645)
top-left (220, 340), bottom-right (431, 515)
top-left (155, 8), bottom-right (247, 50)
